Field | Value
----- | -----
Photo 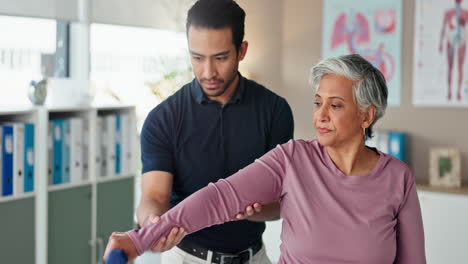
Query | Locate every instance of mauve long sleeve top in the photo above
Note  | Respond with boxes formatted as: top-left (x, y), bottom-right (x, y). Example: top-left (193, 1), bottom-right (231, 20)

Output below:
top-left (128, 139), bottom-right (426, 264)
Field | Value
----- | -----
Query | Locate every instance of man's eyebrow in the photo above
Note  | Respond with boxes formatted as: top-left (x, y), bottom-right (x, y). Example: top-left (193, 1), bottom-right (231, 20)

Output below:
top-left (189, 50), bottom-right (203, 56)
top-left (212, 51), bottom-right (230, 57)
top-left (189, 50), bottom-right (230, 57)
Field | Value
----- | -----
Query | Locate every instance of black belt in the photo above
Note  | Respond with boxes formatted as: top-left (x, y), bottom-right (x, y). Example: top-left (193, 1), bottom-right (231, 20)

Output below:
top-left (177, 240), bottom-right (263, 264)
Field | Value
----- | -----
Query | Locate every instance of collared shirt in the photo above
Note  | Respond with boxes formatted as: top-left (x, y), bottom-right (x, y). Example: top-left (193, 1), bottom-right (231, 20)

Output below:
top-left (140, 73), bottom-right (294, 253)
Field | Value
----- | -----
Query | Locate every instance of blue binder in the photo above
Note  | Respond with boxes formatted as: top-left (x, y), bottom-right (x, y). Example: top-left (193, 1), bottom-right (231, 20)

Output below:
top-left (115, 115), bottom-right (121, 175)
top-left (2, 125), bottom-right (14, 196)
top-left (62, 119), bottom-right (70, 183)
top-left (388, 131), bottom-right (406, 162)
top-left (0, 126), bottom-right (2, 195)
top-left (52, 119), bottom-right (63, 185)
top-left (24, 123), bottom-right (35, 192)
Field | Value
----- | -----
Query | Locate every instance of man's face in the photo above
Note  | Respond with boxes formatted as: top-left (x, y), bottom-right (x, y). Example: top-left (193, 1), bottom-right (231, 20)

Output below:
top-left (188, 26), bottom-right (247, 99)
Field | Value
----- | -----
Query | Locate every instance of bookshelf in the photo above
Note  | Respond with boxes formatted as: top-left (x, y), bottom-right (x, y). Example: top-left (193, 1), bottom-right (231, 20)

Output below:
top-left (0, 105), bottom-right (138, 264)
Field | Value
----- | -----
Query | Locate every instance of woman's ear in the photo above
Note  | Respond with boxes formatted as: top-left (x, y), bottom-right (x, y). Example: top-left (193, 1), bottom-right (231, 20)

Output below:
top-left (362, 106), bottom-right (376, 129)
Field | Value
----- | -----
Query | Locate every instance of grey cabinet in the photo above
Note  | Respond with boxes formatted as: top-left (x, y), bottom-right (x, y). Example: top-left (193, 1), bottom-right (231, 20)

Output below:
top-left (97, 178), bottom-right (135, 240)
top-left (0, 198), bottom-right (35, 264)
top-left (95, 177), bottom-right (135, 261)
top-left (48, 185), bottom-right (92, 264)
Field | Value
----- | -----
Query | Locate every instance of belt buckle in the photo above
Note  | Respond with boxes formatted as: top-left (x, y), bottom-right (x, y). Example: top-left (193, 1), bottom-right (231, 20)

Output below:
top-left (219, 248), bottom-right (253, 264)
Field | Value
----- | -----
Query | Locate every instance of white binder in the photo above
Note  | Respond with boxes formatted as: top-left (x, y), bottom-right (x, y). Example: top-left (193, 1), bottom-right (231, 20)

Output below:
top-left (120, 114), bottom-right (129, 176)
top-left (105, 115), bottom-right (116, 178)
top-left (99, 116), bottom-right (107, 178)
top-left (70, 118), bottom-right (83, 183)
top-left (128, 113), bottom-right (137, 174)
top-left (82, 118), bottom-right (89, 181)
top-left (377, 130), bottom-right (389, 154)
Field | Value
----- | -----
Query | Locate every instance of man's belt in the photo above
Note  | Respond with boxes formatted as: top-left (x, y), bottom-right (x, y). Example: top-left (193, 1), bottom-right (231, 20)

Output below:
top-left (177, 239), bottom-right (263, 264)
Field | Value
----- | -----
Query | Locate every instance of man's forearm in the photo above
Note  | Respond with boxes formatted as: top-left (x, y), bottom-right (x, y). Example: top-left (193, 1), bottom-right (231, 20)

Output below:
top-left (136, 199), bottom-right (170, 227)
top-left (247, 201), bottom-right (281, 222)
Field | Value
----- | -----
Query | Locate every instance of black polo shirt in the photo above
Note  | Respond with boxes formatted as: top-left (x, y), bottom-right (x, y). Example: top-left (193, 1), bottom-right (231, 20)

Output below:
top-left (140, 74), bottom-right (294, 253)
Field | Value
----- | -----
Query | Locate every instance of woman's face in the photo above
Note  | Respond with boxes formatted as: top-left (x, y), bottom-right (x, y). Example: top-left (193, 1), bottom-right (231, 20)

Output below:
top-left (313, 74), bottom-right (369, 148)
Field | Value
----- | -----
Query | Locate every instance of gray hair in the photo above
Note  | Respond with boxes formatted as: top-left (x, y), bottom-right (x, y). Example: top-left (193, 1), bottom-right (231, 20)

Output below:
top-left (309, 54), bottom-right (388, 140)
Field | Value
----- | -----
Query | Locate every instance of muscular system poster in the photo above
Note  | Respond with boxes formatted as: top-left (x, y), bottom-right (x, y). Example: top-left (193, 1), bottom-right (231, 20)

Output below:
top-left (414, 0), bottom-right (468, 106)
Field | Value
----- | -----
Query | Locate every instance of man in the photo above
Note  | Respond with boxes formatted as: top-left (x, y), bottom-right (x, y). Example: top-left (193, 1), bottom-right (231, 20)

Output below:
top-left (137, 0), bottom-right (294, 263)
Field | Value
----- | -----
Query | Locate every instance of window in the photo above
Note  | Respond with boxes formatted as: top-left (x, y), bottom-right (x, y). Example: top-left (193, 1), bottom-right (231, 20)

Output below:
top-left (0, 16), bottom-right (56, 107)
top-left (90, 24), bottom-right (192, 130)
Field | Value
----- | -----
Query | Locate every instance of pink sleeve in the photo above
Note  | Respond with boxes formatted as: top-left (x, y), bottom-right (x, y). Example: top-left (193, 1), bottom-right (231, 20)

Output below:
top-left (127, 143), bottom-right (291, 255)
top-left (395, 172), bottom-right (426, 264)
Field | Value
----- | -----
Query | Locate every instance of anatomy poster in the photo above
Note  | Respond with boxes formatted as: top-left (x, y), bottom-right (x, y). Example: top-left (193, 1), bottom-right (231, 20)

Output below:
top-left (322, 0), bottom-right (402, 106)
top-left (413, 0), bottom-right (468, 106)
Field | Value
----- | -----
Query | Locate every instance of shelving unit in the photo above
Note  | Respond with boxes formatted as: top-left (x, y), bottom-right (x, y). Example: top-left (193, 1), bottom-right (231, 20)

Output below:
top-left (0, 105), bottom-right (138, 264)
top-left (0, 107), bottom-right (46, 264)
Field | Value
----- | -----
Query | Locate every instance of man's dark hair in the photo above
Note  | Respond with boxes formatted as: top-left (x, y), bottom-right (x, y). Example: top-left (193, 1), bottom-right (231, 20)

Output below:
top-left (186, 0), bottom-right (246, 52)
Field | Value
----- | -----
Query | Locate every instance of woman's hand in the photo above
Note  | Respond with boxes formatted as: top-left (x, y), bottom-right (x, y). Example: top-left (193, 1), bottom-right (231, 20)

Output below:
top-left (103, 232), bottom-right (138, 263)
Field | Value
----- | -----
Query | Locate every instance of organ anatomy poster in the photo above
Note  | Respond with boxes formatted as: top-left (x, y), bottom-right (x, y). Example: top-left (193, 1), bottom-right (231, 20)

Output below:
top-left (413, 0), bottom-right (468, 106)
top-left (322, 0), bottom-right (402, 106)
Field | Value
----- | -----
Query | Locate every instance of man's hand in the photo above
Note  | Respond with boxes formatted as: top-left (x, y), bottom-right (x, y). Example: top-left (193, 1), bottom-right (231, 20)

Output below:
top-left (231, 203), bottom-right (263, 221)
top-left (103, 232), bottom-right (138, 263)
top-left (146, 214), bottom-right (187, 253)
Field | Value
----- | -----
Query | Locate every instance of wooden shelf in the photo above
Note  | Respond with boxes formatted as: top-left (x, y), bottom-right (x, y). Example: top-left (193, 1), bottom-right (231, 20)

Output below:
top-left (416, 181), bottom-right (468, 195)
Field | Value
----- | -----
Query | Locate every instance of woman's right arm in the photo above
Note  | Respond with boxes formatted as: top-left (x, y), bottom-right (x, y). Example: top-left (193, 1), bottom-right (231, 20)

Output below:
top-left (127, 141), bottom-right (293, 256)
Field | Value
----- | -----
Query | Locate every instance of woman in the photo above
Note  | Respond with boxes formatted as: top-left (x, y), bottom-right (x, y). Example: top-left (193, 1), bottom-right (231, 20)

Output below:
top-left (104, 54), bottom-right (426, 264)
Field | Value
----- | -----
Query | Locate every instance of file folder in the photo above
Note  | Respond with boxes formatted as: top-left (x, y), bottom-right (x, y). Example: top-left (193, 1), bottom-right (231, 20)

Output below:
top-left (52, 119), bottom-right (63, 185)
top-left (389, 131), bottom-right (406, 162)
top-left (2, 124), bottom-right (14, 196)
top-left (24, 123), bottom-right (34, 193)
top-left (13, 123), bottom-right (25, 196)
top-left (62, 119), bottom-right (70, 183)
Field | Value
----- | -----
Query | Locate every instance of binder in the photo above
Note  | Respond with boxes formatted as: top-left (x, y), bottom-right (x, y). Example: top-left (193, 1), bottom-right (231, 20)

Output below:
top-left (13, 123), bottom-right (25, 196)
top-left (24, 123), bottom-right (35, 193)
top-left (2, 125), bottom-right (13, 196)
top-left (52, 119), bottom-right (63, 185)
top-left (365, 133), bottom-right (378, 149)
top-left (70, 118), bottom-right (83, 183)
top-left (99, 116), bottom-right (107, 177)
top-left (115, 114), bottom-right (121, 176)
top-left (47, 121), bottom-right (53, 185)
top-left (377, 130), bottom-right (389, 154)
top-left (62, 119), bottom-right (71, 183)
top-left (105, 115), bottom-right (116, 178)
top-left (120, 114), bottom-right (129, 176)
top-left (2, 124), bottom-right (13, 196)
top-left (82, 118), bottom-right (89, 181)
top-left (0, 126), bottom-right (2, 195)
top-left (389, 131), bottom-right (406, 162)
top-left (128, 113), bottom-right (136, 174)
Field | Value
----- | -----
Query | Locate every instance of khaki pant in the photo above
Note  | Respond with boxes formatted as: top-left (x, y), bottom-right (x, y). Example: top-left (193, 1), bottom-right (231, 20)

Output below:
top-left (161, 244), bottom-right (272, 264)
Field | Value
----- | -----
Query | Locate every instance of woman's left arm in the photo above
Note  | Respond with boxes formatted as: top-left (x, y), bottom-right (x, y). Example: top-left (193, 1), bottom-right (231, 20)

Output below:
top-left (395, 176), bottom-right (426, 264)
top-left (103, 142), bottom-right (293, 262)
